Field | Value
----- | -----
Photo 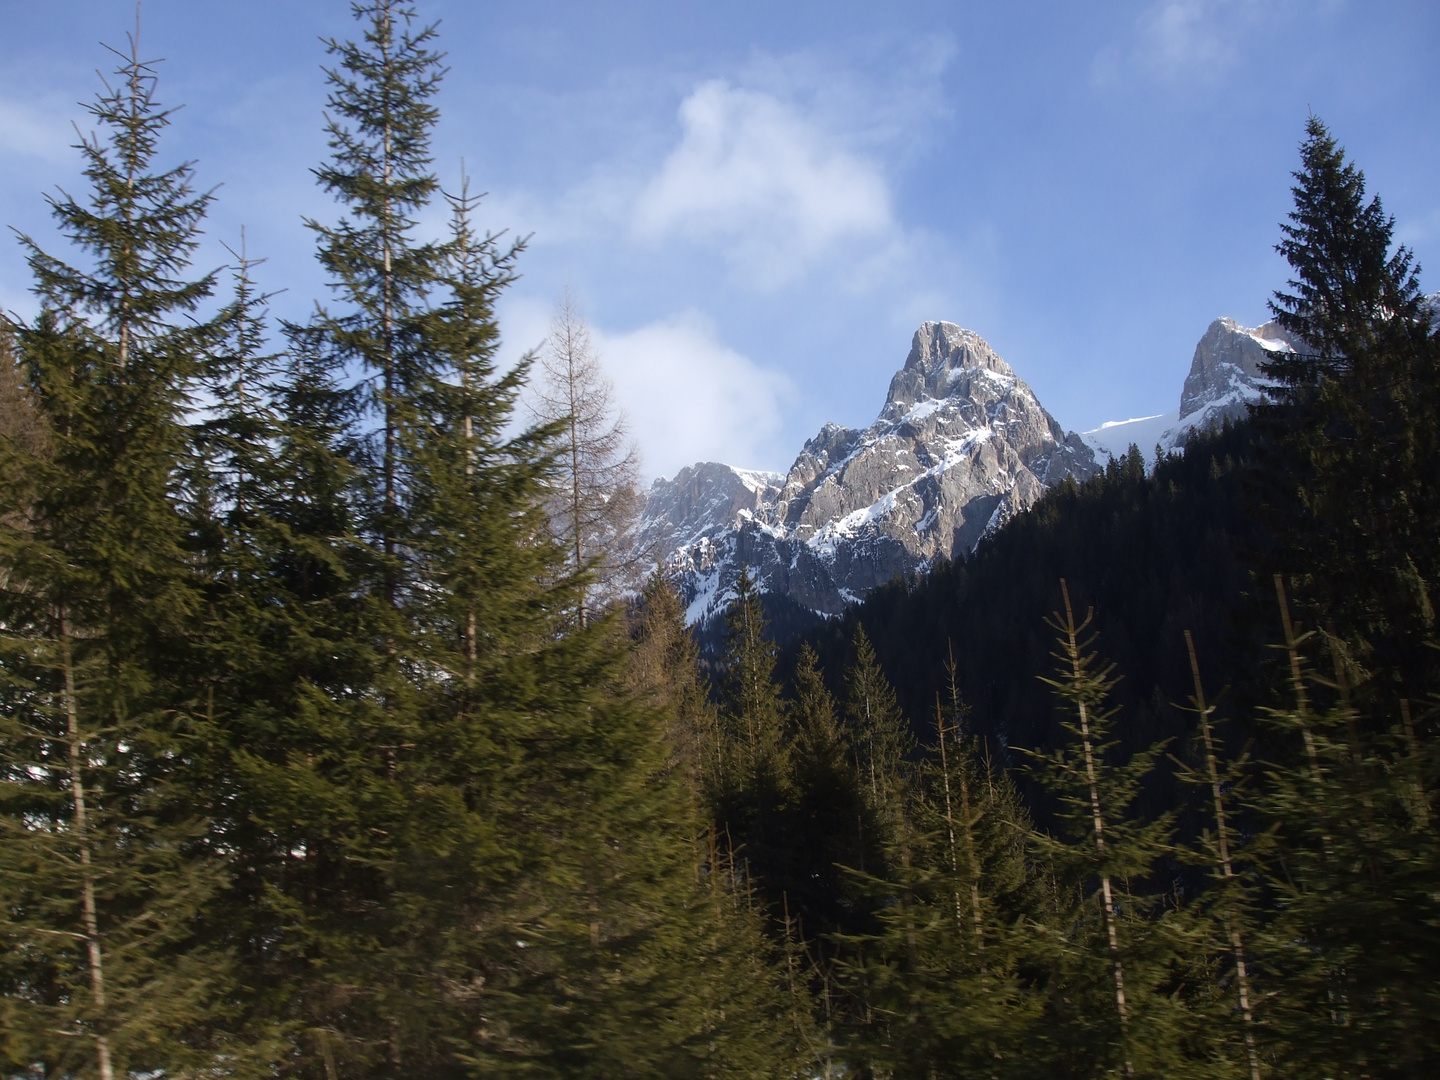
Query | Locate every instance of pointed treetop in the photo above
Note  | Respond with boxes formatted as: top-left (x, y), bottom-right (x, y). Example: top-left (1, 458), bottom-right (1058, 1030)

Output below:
top-left (1268, 115), bottom-right (1423, 371)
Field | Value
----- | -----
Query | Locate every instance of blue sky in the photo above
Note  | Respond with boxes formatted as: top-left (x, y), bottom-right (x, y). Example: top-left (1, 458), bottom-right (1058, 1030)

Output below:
top-left (2, 1), bottom-right (1436, 479)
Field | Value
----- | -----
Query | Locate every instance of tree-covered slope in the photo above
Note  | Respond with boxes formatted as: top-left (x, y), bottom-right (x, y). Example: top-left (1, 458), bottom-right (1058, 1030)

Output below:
top-left (795, 426), bottom-right (1273, 791)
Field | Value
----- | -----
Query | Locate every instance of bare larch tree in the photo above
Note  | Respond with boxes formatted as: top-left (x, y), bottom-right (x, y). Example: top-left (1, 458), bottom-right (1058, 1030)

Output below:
top-left (532, 291), bottom-right (642, 625)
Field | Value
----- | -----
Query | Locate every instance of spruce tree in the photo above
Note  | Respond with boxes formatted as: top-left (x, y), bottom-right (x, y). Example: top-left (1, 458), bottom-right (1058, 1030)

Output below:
top-left (1258, 117), bottom-right (1439, 701)
top-left (781, 644), bottom-right (874, 941)
top-left (0, 29), bottom-right (278, 1077)
top-left (844, 624), bottom-right (914, 824)
top-left (1268, 116), bottom-right (1425, 373)
top-left (846, 655), bottom-right (1040, 1080)
top-left (713, 568), bottom-right (790, 888)
top-left (1249, 583), bottom-right (1439, 1079)
top-left (307, 0), bottom-right (448, 604)
top-left (1170, 632), bottom-right (1266, 1080)
top-left (1022, 582), bottom-right (1189, 1079)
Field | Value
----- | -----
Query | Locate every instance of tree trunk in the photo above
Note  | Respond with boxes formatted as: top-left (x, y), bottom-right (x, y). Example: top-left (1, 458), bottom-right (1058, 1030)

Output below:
top-left (1186, 631), bottom-right (1260, 1080)
top-left (61, 611), bottom-right (114, 1080)
top-left (1059, 581), bottom-right (1132, 1076)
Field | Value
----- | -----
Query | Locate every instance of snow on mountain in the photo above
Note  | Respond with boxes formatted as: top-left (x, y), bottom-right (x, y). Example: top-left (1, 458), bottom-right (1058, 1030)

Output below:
top-left (643, 298), bottom-right (1436, 628)
top-left (638, 321), bottom-right (1099, 623)
top-left (1081, 316), bottom-right (1295, 463)
top-left (1080, 411), bottom-right (1179, 462)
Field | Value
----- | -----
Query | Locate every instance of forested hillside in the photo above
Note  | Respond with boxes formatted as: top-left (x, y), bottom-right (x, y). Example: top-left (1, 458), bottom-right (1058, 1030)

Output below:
top-left (1, 5), bottom-right (1437, 1079)
top-left (796, 425), bottom-right (1267, 786)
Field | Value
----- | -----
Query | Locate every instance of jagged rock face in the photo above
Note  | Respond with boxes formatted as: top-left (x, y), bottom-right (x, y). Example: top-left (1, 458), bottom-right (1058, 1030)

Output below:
top-left (1178, 317), bottom-right (1293, 424)
top-left (638, 322), bottom-right (1099, 622)
top-left (1080, 316), bottom-right (1297, 464)
top-left (636, 461), bottom-right (782, 560)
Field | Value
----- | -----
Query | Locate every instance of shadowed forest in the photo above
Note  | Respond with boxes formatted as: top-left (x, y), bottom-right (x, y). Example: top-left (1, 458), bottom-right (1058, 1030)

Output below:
top-left (2, 4), bottom-right (1438, 1079)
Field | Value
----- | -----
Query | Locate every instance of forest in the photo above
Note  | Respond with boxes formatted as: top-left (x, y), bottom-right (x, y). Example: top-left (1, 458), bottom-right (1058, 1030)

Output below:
top-left (2, 3), bottom-right (1438, 1079)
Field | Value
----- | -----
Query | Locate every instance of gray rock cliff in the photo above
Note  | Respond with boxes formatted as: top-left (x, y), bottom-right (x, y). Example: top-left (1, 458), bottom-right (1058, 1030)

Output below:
top-left (1080, 316), bottom-right (1298, 463)
top-left (638, 322), bottom-right (1099, 623)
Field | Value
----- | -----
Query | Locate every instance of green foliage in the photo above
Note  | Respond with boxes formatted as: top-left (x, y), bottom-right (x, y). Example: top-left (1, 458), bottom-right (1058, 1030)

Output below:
top-left (795, 421), bottom-right (1267, 829)
top-left (843, 660), bottom-right (1040, 1079)
top-left (307, 0), bottom-right (450, 598)
top-left (712, 568), bottom-right (790, 865)
top-left (1268, 116), bottom-right (1426, 370)
top-left (1246, 595), bottom-right (1440, 1079)
top-left (0, 31), bottom-right (280, 1077)
top-left (844, 624), bottom-right (914, 822)
top-left (1258, 117), bottom-right (1440, 702)
top-left (1021, 583), bottom-right (1190, 1080)
top-left (4, 23), bottom-right (1438, 1080)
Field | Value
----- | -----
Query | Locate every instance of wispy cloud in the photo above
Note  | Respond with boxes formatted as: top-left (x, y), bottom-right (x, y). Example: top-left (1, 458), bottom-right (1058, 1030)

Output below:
top-left (1138, 0), bottom-right (1244, 74)
top-left (598, 310), bottom-right (795, 478)
top-left (632, 80), bottom-right (895, 288)
top-left (500, 297), bottom-right (794, 480)
top-left (1092, 0), bottom-right (1304, 86)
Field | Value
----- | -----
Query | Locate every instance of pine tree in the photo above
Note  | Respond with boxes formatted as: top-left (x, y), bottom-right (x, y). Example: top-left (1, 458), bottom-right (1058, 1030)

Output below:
top-left (1268, 116), bottom-right (1425, 374)
top-left (844, 624), bottom-right (914, 824)
top-left (713, 568), bottom-right (790, 883)
top-left (627, 572), bottom-right (723, 802)
top-left (0, 27), bottom-right (278, 1077)
top-left (780, 644), bottom-right (873, 941)
top-left (307, 0), bottom-right (448, 606)
top-left (1170, 632), bottom-right (1266, 1080)
top-left (846, 653), bottom-right (1041, 1079)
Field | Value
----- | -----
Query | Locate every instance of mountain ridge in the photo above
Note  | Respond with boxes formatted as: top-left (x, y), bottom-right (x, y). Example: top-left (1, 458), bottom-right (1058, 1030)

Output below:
top-left (637, 321), bottom-right (1098, 623)
top-left (640, 297), bottom-right (1439, 628)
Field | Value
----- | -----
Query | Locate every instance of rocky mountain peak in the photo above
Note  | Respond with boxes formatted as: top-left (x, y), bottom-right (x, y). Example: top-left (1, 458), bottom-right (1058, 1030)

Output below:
top-left (882, 321), bottom-right (1017, 420)
top-left (1080, 315), bottom-right (1296, 464)
top-left (638, 321), bottom-right (1099, 623)
top-left (1178, 317), bottom-right (1291, 420)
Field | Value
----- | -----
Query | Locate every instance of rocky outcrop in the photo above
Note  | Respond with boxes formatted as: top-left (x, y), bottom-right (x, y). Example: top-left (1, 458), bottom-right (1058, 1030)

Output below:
top-left (1081, 316), bottom-right (1296, 463)
top-left (638, 322), bottom-right (1099, 623)
top-left (636, 461), bottom-right (782, 561)
top-left (1178, 317), bottom-right (1292, 426)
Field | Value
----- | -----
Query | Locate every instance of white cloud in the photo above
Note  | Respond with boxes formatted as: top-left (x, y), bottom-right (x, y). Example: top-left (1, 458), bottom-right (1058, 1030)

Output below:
top-left (497, 297), bottom-right (794, 481)
top-left (597, 311), bottom-right (794, 480)
top-left (632, 80), bottom-right (894, 288)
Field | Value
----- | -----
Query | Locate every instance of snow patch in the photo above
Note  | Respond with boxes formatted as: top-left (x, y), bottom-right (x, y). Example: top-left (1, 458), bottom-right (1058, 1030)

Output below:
top-left (1080, 410), bottom-right (1179, 462)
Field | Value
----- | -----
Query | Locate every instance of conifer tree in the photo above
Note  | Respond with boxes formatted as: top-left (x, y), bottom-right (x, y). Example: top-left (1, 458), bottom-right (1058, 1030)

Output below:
top-left (531, 290), bottom-right (642, 625)
top-left (1258, 117), bottom-right (1440, 700)
top-left (781, 644), bottom-right (874, 939)
top-left (1170, 632), bottom-right (1266, 1080)
top-left (1250, 583), bottom-right (1440, 1079)
top-left (307, 0), bottom-right (448, 604)
top-left (1023, 581), bottom-right (1188, 1079)
top-left (846, 655), bottom-right (1040, 1080)
top-left (844, 624), bottom-right (914, 822)
top-left (0, 332), bottom-right (48, 459)
top-left (714, 568), bottom-right (790, 879)
top-left (627, 573), bottom-right (723, 800)
top-left (1268, 116), bottom-right (1425, 374)
top-left (0, 28), bottom-right (277, 1077)
top-left (618, 577), bottom-right (826, 1078)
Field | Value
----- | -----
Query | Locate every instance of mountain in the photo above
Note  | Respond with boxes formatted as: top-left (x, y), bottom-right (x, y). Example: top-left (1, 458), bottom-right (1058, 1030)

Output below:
top-left (637, 321), bottom-right (1099, 624)
top-left (1079, 316), bottom-right (1296, 462)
